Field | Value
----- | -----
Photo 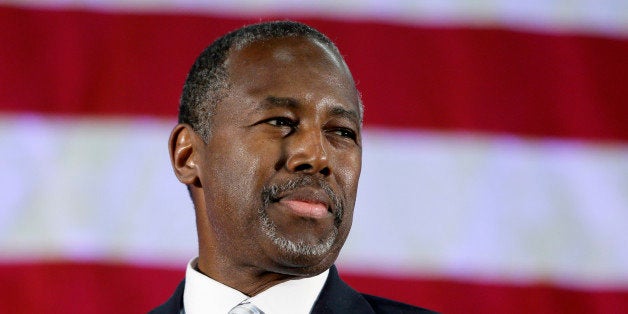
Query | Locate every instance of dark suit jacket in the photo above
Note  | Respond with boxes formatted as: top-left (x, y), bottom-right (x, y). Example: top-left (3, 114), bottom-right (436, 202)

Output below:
top-left (149, 265), bottom-right (437, 314)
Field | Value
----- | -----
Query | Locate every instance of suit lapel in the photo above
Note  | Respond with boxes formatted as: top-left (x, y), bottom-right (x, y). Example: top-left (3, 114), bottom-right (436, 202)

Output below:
top-left (310, 265), bottom-right (375, 314)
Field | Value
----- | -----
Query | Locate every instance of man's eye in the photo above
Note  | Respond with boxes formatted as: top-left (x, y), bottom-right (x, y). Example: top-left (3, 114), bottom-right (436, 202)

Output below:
top-left (331, 128), bottom-right (357, 140)
top-left (265, 117), bottom-right (296, 127)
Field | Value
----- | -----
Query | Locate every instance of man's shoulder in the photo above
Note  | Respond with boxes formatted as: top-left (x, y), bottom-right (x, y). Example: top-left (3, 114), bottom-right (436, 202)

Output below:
top-left (361, 293), bottom-right (438, 314)
top-left (311, 265), bottom-right (438, 314)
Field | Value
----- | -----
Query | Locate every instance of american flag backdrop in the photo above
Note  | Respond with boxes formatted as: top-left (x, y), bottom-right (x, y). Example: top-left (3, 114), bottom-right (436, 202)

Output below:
top-left (1, 1), bottom-right (628, 313)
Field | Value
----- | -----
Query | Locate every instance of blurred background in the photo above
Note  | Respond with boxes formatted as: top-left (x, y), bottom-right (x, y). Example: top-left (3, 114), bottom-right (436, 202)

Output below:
top-left (1, 0), bottom-right (627, 313)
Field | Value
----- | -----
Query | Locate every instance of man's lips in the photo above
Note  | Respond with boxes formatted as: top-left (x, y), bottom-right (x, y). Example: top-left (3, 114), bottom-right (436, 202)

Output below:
top-left (279, 200), bottom-right (329, 219)
top-left (274, 188), bottom-right (332, 219)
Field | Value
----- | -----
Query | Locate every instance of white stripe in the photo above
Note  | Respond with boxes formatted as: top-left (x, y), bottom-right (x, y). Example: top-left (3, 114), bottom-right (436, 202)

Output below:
top-left (342, 129), bottom-right (628, 288)
top-left (4, 0), bottom-right (628, 38)
top-left (1, 115), bottom-right (627, 288)
top-left (0, 114), bottom-right (196, 265)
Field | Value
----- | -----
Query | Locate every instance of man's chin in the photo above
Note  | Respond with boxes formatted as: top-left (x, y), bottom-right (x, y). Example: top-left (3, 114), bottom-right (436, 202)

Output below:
top-left (267, 238), bottom-right (341, 276)
top-left (259, 229), bottom-right (340, 271)
top-left (258, 205), bottom-right (343, 272)
top-left (276, 227), bottom-right (336, 252)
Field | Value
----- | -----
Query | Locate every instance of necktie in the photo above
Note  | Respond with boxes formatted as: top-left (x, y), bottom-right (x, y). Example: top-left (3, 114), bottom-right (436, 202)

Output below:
top-left (228, 301), bottom-right (264, 314)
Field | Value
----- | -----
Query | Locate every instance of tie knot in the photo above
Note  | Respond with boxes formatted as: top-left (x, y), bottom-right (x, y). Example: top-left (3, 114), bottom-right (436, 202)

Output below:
top-left (228, 301), bottom-right (264, 314)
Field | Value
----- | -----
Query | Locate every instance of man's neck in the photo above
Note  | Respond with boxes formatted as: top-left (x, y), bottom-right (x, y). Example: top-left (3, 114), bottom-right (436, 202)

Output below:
top-left (196, 257), bottom-right (299, 296)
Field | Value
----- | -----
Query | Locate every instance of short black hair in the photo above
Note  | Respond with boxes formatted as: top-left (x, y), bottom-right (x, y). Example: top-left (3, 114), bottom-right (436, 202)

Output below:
top-left (178, 20), bottom-right (360, 142)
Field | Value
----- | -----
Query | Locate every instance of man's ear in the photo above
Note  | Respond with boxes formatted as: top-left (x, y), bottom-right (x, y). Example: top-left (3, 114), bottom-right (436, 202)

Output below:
top-left (169, 124), bottom-right (201, 186)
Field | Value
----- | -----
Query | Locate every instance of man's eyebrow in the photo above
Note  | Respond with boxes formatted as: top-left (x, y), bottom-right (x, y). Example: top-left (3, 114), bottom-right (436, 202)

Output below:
top-left (257, 96), bottom-right (301, 111)
top-left (258, 96), bottom-right (359, 124)
top-left (329, 106), bottom-right (360, 125)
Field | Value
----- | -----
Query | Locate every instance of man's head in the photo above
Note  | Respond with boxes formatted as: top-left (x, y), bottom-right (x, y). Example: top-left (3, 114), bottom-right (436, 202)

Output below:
top-left (169, 21), bottom-right (362, 293)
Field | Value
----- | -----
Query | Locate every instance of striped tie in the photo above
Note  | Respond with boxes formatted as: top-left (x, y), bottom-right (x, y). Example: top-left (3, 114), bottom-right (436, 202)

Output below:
top-left (228, 301), bottom-right (264, 314)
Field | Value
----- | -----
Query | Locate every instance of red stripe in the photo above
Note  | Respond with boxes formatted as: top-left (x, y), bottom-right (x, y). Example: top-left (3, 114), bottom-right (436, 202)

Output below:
top-left (1, 5), bottom-right (628, 141)
top-left (1, 262), bottom-right (626, 313)
top-left (342, 272), bottom-right (628, 314)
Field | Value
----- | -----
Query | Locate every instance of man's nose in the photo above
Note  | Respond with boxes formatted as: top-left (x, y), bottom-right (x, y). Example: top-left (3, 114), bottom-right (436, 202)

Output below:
top-left (284, 128), bottom-right (330, 176)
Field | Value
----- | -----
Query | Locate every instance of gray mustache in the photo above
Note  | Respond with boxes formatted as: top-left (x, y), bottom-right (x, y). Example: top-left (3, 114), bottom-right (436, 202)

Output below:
top-left (261, 176), bottom-right (343, 223)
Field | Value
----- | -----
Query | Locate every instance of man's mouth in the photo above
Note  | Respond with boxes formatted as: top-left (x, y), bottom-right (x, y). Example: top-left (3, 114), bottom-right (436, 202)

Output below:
top-left (279, 199), bottom-right (329, 219)
top-left (261, 176), bottom-right (342, 222)
top-left (276, 188), bottom-right (332, 219)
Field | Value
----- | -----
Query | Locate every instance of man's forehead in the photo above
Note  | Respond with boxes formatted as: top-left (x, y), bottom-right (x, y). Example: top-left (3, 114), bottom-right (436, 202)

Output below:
top-left (226, 36), bottom-right (345, 72)
top-left (269, 38), bottom-right (344, 68)
top-left (219, 35), bottom-right (361, 121)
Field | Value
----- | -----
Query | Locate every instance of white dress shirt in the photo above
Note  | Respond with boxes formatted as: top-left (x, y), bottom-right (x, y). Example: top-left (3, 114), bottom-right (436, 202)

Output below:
top-left (183, 257), bottom-right (329, 314)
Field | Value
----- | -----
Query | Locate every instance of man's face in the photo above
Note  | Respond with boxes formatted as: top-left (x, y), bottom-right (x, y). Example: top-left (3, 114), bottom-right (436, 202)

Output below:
top-left (194, 36), bottom-right (362, 275)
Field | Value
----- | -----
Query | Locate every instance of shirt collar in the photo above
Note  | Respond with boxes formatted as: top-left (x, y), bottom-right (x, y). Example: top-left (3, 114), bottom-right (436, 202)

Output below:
top-left (183, 257), bottom-right (329, 314)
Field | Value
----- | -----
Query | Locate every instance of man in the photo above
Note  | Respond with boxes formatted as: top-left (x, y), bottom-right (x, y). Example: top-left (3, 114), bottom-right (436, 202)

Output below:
top-left (152, 21), bottom-right (436, 314)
